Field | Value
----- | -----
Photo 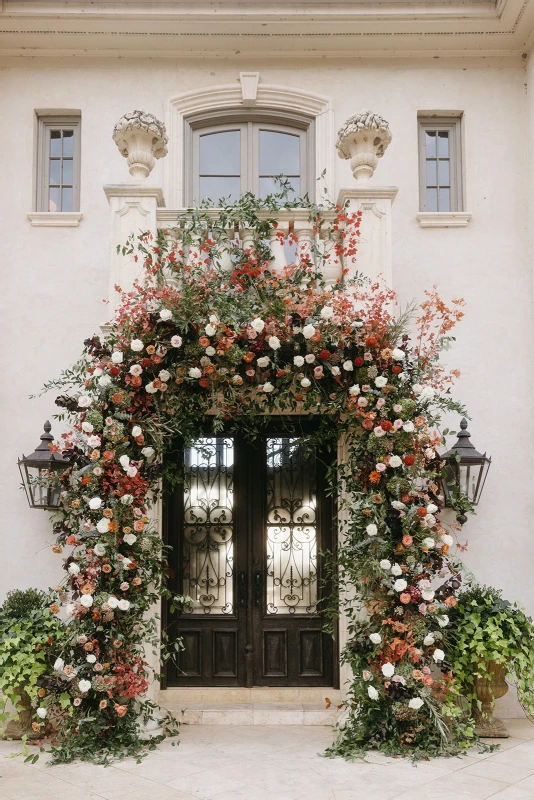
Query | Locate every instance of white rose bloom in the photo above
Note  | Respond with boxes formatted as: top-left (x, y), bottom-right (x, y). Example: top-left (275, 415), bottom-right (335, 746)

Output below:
top-left (142, 446), bottom-right (156, 460)
top-left (393, 579), bottom-right (408, 592)
top-left (159, 370), bottom-right (171, 382)
top-left (65, 603), bottom-right (76, 617)
top-left (262, 382), bottom-right (275, 393)
top-left (122, 557), bottom-right (132, 568)
top-left (381, 662), bottom-right (395, 678)
top-left (423, 634), bottom-right (435, 646)
top-left (441, 533), bottom-right (454, 547)
top-left (96, 518), bottom-right (110, 534)
top-left (389, 455), bottom-right (402, 468)
top-left (301, 378), bottom-right (311, 388)
top-left (369, 633), bottom-right (382, 644)
top-left (427, 503), bottom-right (438, 514)
top-left (425, 514), bottom-right (436, 526)
top-left (391, 564), bottom-right (403, 576)
top-left (80, 595), bottom-right (93, 608)
top-left (78, 395), bottom-right (92, 408)
top-left (86, 654), bottom-right (97, 663)
top-left (403, 421), bottom-right (415, 433)
top-left (412, 384), bottom-right (423, 395)
top-left (420, 386), bottom-right (435, 401)
top-left (131, 339), bottom-right (144, 352)
top-left (81, 421), bottom-right (94, 433)
top-left (127, 466), bottom-right (138, 478)
top-left (422, 537), bottom-right (435, 549)
top-left (305, 354), bottom-right (315, 364)
top-left (124, 533), bottom-right (137, 545)
top-left (251, 318), bottom-right (265, 333)
top-left (408, 697), bottom-right (424, 710)
top-left (437, 615), bottom-right (450, 628)
top-left (379, 559), bottom-right (392, 570)
top-left (205, 323), bottom-right (217, 336)
top-left (268, 336), bottom-right (281, 350)
top-left (293, 356), bottom-right (305, 367)
top-left (119, 455), bottom-right (130, 469)
top-left (302, 324), bottom-right (316, 339)
top-left (130, 364), bottom-right (143, 376)
top-left (374, 427), bottom-right (386, 438)
top-left (171, 335), bottom-right (182, 348)
top-left (37, 707), bottom-right (47, 719)
top-left (54, 657), bottom-right (65, 672)
top-left (68, 563), bottom-right (80, 576)
top-left (130, 426), bottom-right (141, 439)
top-left (425, 448), bottom-right (436, 460)
top-left (391, 501), bottom-right (406, 510)
top-left (209, 314), bottom-right (218, 324)
top-left (257, 356), bottom-right (270, 368)
top-left (86, 435), bottom-right (101, 448)
top-left (375, 376), bottom-right (388, 388)
top-left (392, 348), bottom-right (405, 361)
top-left (331, 366), bottom-right (340, 376)
top-left (320, 306), bottom-right (334, 319)
top-left (349, 384), bottom-right (360, 396)
top-left (354, 320), bottom-right (364, 328)
top-left (145, 382), bottom-right (157, 394)
top-left (94, 543), bottom-right (106, 556)
top-left (189, 367), bottom-right (202, 379)
top-left (366, 524), bottom-right (378, 537)
top-left (120, 494), bottom-right (134, 505)
top-left (206, 346), bottom-right (216, 356)
top-left (93, 368), bottom-right (103, 378)
top-left (433, 648), bottom-right (445, 663)
top-left (78, 679), bottom-right (92, 694)
top-left (159, 308), bottom-right (172, 321)
top-left (111, 351), bottom-right (123, 364)
top-left (88, 497), bottom-right (102, 510)
top-left (107, 596), bottom-right (119, 609)
top-left (422, 588), bottom-right (435, 601)
top-left (367, 686), bottom-right (379, 701)
top-left (118, 599), bottom-right (131, 611)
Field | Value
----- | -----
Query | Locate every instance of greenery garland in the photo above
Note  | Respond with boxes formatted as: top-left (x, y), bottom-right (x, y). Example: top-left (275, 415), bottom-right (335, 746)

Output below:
top-left (35, 189), bottom-right (474, 762)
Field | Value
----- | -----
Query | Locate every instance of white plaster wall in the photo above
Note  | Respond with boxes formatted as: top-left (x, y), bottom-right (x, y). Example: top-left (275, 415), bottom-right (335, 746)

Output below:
top-left (1, 56), bottom-right (533, 635)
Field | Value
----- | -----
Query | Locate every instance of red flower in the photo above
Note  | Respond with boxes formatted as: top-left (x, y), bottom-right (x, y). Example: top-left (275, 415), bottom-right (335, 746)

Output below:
top-left (354, 357), bottom-right (364, 367)
top-left (380, 420), bottom-right (393, 432)
top-left (109, 367), bottom-right (120, 377)
top-left (141, 358), bottom-right (151, 369)
top-left (319, 350), bottom-right (330, 361)
top-left (392, 365), bottom-right (402, 374)
top-left (403, 455), bottom-right (415, 466)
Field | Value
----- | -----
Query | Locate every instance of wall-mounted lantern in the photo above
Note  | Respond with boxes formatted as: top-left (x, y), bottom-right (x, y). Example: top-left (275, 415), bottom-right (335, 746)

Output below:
top-left (18, 421), bottom-right (70, 510)
top-left (441, 418), bottom-right (491, 523)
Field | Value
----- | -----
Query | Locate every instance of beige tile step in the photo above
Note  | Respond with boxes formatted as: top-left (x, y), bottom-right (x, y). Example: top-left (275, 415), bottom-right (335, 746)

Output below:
top-left (163, 701), bottom-right (340, 726)
top-left (159, 686), bottom-right (341, 705)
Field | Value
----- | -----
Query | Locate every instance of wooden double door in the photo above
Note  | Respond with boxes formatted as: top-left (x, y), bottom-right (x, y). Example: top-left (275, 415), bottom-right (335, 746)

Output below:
top-left (164, 426), bottom-right (336, 688)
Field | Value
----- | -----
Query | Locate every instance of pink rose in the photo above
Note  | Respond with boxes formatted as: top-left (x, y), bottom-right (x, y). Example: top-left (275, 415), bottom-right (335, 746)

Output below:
top-left (418, 603), bottom-right (427, 614)
top-left (314, 366), bottom-right (324, 379)
top-left (74, 697), bottom-right (82, 706)
top-left (376, 398), bottom-right (385, 409)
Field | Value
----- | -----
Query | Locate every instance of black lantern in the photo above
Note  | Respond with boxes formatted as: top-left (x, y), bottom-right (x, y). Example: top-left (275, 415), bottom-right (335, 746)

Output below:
top-left (18, 421), bottom-right (71, 510)
top-left (441, 418), bottom-right (491, 516)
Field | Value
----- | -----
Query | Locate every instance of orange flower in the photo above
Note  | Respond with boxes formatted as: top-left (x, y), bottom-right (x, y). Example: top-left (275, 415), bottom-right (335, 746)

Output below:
top-left (50, 602), bottom-right (60, 614)
top-left (199, 336), bottom-right (210, 347)
top-left (146, 345), bottom-right (156, 355)
top-left (131, 376), bottom-right (142, 387)
top-left (399, 592), bottom-right (411, 604)
top-left (243, 351), bottom-right (255, 363)
top-left (111, 392), bottom-right (124, 404)
top-left (362, 419), bottom-right (374, 430)
top-left (369, 471), bottom-right (381, 484)
top-left (441, 544), bottom-right (450, 555)
top-left (416, 507), bottom-right (427, 518)
top-left (414, 416), bottom-right (426, 428)
top-left (103, 508), bottom-right (113, 518)
top-left (99, 699), bottom-right (108, 709)
top-left (32, 722), bottom-right (41, 732)
top-left (102, 564), bottom-right (112, 574)
top-left (38, 688), bottom-right (46, 698)
top-left (103, 450), bottom-right (115, 461)
top-left (52, 545), bottom-right (62, 554)
top-left (81, 476), bottom-right (91, 485)
top-left (152, 378), bottom-right (162, 389)
top-left (427, 603), bottom-right (436, 613)
top-left (108, 520), bottom-right (119, 533)
top-left (133, 520), bottom-right (145, 532)
top-left (90, 449), bottom-right (100, 461)
top-left (422, 675), bottom-right (434, 687)
top-left (444, 595), bottom-right (457, 608)
top-left (66, 535), bottom-right (79, 545)
top-left (402, 535), bottom-right (413, 547)
top-left (412, 670), bottom-right (424, 680)
top-left (132, 577), bottom-right (142, 586)
top-left (114, 704), bottom-right (128, 718)
top-left (80, 583), bottom-right (94, 595)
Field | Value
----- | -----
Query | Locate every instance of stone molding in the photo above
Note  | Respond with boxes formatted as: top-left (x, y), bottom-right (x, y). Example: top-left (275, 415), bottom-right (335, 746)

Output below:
top-left (112, 111), bottom-right (168, 180)
top-left (26, 212), bottom-right (83, 227)
top-left (416, 211), bottom-right (473, 228)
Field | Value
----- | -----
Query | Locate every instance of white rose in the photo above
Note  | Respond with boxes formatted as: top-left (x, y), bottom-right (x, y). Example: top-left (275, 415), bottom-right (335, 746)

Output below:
top-left (65, 603), bottom-right (76, 617)
top-left (422, 588), bottom-right (435, 601)
top-left (205, 323), bottom-right (217, 337)
top-left (251, 318), bottom-right (265, 333)
top-left (159, 309), bottom-right (172, 321)
top-left (349, 384), bottom-right (360, 396)
top-left (403, 421), bottom-right (415, 433)
top-left (93, 368), bottom-right (103, 378)
top-left (393, 579), bottom-right (408, 592)
top-left (141, 446), bottom-right (155, 460)
top-left (257, 356), bottom-right (270, 368)
top-left (379, 559), bottom-right (391, 570)
top-left (420, 386), bottom-right (435, 401)
top-left (389, 455), bottom-right (402, 468)
top-left (107, 596), bottom-right (119, 609)
top-left (268, 336), bottom-right (281, 350)
top-left (433, 648), bottom-right (445, 663)
top-left (131, 339), bottom-right (144, 352)
top-left (86, 435), bottom-right (101, 448)
top-left (425, 448), bottom-right (435, 460)
top-left (343, 360), bottom-right (354, 371)
top-left (301, 378), bottom-right (311, 388)
top-left (131, 426), bottom-right (142, 438)
top-left (54, 657), bottom-right (65, 672)
top-left (86, 654), bottom-right (97, 664)
top-left (124, 533), bottom-right (137, 545)
top-left (122, 557), bottom-right (132, 568)
top-left (441, 533), bottom-right (454, 547)
top-left (94, 542), bottom-right (106, 556)
top-left (437, 615), bottom-right (449, 628)
top-left (130, 364), bottom-right (143, 376)
top-left (78, 395), bottom-right (92, 408)
top-left (423, 537), bottom-right (435, 549)
top-left (78, 679), bottom-right (92, 693)
top-left (367, 686), bottom-right (379, 701)
top-left (366, 524), bottom-right (378, 537)
top-left (320, 306), bottom-right (334, 319)
top-left (120, 494), bottom-right (134, 505)
top-left (354, 320), bottom-right (364, 328)
top-left (374, 427), bottom-right (386, 438)
top-left (171, 335), bottom-right (182, 348)
top-left (189, 367), bottom-right (202, 379)
top-left (331, 366), bottom-right (340, 376)
top-left (262, 382), bottom-right (274, 393)
top-left (369, 633), bottom-right (382, 644)
top-left (81, 421), bottom-right (94, 433)
top-left (305, 354), bottom-right (315, 364)
top-left (88, 497), bottom-right (102, 510)
top-left (427, 503), bottom-right (438, 514)
top-left (159, 369), bottom-right (171, 382)
top-left (391, 501), bottom-right (406, 510)
top-left (127, 466), bottom-right (138, 478)
top-left (391, 564), bottom-right (403, 576)
top-left (375, 376), bottom-right (387, 388)
top-left (209, 314), bottom-right (218, 324)
top-left (119, 455), bottom-right (130, 469)
top-left (96, 518), bottom-right (110, 534)
top-left (302, 324), bottom-right (316, 339)
top-left (408, 697), bottom-right (424, 710)
top-left (293, 356), bottom-right (305, 367)
top-left (412, 384), bottom-right (423, 395)
top-left (36, 707), bottom-right (47, 719)
top-left (423, 634), bottom-right (435, 646)
top-left (118, 599), bottom-right (131, 611)
top-left (206, 346), bottom-right (216, 356)
top-left (145, 382), bottom-right (157, 394)
top-left (381, 662), bottom-right (395, 678)
top-left (392, 348), bottom-right (405, 361)
top-left (68, 563), bottom-right (80, 576)
top-left (111, 351), bottom-right (123, 364)
top-left (80, 595), bottom-right (93, 608)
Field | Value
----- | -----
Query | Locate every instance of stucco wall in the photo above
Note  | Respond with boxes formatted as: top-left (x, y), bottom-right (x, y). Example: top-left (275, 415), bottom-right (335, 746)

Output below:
top-left (1, 55), bottom-right (533, 629)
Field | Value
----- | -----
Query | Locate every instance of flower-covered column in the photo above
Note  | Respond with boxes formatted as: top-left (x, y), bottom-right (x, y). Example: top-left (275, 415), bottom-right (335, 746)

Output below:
top-left (336, 111), bottom-right (398, 286)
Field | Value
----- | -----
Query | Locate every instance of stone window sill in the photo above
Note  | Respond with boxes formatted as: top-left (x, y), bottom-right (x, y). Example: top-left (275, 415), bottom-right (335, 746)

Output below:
top-left (416, 212), bottom-right (472, 228)
top-left (27, 212), bottom-right (83, 227)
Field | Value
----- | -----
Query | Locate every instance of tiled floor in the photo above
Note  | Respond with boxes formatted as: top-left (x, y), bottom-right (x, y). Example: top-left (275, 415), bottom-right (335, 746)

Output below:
top-left (1, 718), bottom-right (534, 800)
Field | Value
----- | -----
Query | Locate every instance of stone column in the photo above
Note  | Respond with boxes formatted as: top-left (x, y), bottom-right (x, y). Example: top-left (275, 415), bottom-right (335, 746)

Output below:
top-left (336, 111), bottom-right (398, 286)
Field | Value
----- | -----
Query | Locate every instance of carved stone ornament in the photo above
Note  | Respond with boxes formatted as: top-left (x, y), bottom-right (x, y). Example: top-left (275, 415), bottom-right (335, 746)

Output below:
top-left (336, 110), bottom-right (392, 183)
top-left (112, 110), bottom-right (168, 179)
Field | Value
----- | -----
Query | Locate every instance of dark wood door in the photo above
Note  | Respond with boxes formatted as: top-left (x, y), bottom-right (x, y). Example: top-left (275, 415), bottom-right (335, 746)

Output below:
top-left (164, 426), bottom-right (336, 688)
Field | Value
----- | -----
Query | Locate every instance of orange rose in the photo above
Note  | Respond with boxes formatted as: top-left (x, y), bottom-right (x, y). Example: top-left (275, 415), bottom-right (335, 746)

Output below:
top-left (103, 508), bottom-right (113, 518)
top-left (80, 583), bottom-right (94, 595)
top-left (402, 535), bottom-right (413, 547)
top-left (427, 603), bottom-right (436, 613)
top-left (152, 378), bottom-right (162, 389)
top-left (416, 507), bottom-right (427, 518)
top-left (414, 416), bottom-right (426, 428)
top-left (399, 592), bottom-right (411, 604)
top-left (50, 603), bottom-right (60, 614)
top-left (362, 419), bottom-right (374, 430)
top-left (103, 450), bottom-right (115, 461)
top-left (38, 688), bottom-right (46, 698)
top-left (102, 564), bottom-right (112, 574)
top-left (114, 704), bottom-right (128, 718)
top-left (111, 392), bottom-right (124, 404)
top-left (90, 449), bottom-right (100, 460)
top-left (422, 675), bottom-right (434, 687)
top-left (444, 596), bottom-right (457, 608)
top-left (151, 354), bottom-right (162, 365)
top-left (131, 376), bottom-right (142, 387)
top-left (132, 577), bottom-right (142, 586)
top-left (369, 471), bottom-right (381, 484)
top-left (133, 520), bottom-right (145, 532)
top-left (52, 545), bottom-right (62, 554)
top-left (32, 722), bottom-right (41, 732)
top-left (146, 345), bottom-right (156, 355)
top-left (108, 520), bottom-right (119, 533)
top-left (99, 699), bottom-right (108, 709)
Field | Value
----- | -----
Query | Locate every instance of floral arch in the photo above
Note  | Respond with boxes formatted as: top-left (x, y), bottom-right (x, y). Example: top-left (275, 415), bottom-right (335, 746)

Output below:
top-left (35, 193), bottom-right (473, 763)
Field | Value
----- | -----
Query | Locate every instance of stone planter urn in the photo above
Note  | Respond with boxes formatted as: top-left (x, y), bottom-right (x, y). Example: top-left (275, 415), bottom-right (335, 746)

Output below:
top-left (2, 689), bottom-right (40, 740)
top-left (471, 662), bottom-right (509, 738)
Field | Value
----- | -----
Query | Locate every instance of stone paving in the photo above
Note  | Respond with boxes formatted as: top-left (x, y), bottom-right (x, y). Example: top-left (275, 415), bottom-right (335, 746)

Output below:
top-left (1, 719), bottom-right (534, 800)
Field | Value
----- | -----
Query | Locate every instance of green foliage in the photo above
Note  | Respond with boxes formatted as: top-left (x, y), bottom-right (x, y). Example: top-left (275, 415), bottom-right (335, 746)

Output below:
top-left (1, 588), bottom-right (48, 618)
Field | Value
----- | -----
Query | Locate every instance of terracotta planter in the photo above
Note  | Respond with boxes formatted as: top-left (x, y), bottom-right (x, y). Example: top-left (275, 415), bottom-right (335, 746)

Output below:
top-left (471, 661), bottom-right (509, 738)
top-left (2, 688), bottom-right (40, 740)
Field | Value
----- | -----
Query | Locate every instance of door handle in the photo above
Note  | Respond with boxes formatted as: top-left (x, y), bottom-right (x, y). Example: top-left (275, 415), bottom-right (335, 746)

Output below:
top-left (254, 571), bottom-right (262, 607)
top-left (238, 571), bottom-right (248, 608)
